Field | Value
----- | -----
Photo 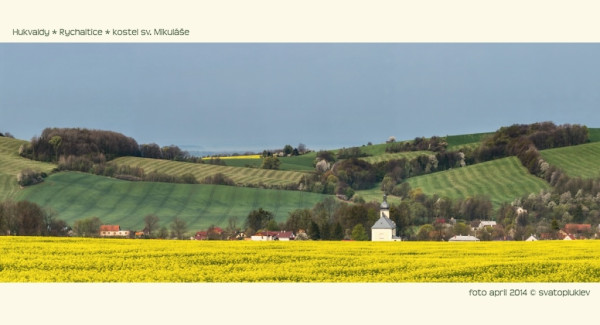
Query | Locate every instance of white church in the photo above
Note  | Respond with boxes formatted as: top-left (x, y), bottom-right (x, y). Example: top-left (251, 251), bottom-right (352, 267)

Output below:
top-left (371, 195), bottom-right (401, 241)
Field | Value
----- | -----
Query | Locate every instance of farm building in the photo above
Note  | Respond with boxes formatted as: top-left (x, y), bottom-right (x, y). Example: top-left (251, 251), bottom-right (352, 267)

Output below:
top-left (448, 235), bottom-right (480, 242)
top-left (99, 225), bottom-right (130, 237)
top-left (371, 195), bottom-right (401, 241)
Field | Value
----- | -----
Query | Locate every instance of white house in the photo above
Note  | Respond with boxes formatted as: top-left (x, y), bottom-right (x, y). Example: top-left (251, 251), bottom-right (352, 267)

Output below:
top-left (371, 195), bottom-right (401, 241)
top-left (525, 234), bottom-right (538, 241)
top-left (99, 225), bottom-right (130, 237)
top-left (478, 221), bottom-right (497, 229)
top-left (448, 235), bottom-right (480, 242)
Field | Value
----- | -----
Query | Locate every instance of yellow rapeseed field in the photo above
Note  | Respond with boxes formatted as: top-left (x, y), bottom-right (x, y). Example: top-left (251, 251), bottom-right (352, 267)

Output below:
top-left (1, 237), bottom-right (599, 282)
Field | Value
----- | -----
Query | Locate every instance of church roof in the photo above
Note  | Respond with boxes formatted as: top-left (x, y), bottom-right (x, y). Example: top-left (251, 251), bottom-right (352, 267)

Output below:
top-left (371, 216), bottom-right (396, 229)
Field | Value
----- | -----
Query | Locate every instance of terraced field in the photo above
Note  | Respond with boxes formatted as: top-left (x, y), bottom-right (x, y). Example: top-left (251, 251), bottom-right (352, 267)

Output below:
top-left (406, 156), bottom-right (550, 207)
top-left (15, 172), bottom-right (329, 230)
top-left (0, 137), bottom-right (56, 200)
top-left (540, 142), bottom-right (600, 179)
top-left (111, 156), bottom-right (309, 186)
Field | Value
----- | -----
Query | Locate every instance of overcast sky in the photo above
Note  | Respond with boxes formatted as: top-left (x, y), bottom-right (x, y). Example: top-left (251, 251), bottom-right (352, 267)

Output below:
top-left (1, 43), bottom-right (599, 152)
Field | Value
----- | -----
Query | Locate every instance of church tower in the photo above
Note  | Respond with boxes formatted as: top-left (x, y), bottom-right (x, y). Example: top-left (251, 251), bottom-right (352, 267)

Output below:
top-left (380, 194), bottom-right (390, 219)
top-left (371, 195), bottom-right (401, 241)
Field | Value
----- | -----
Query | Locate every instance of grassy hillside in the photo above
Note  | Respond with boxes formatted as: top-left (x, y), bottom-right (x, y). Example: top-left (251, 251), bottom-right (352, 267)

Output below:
top-left (588, 128), bottom-right (600, 142)
top-left (405, 156), bottom-right (550, 207)
top-left (0, 137), bottom-right (56, 200)
top-left (15, 172), bottom-right (329, 231)
top-left (111, 156), bottom-right (309, 186)
top-left (540, 142), bottom-right (600, 179)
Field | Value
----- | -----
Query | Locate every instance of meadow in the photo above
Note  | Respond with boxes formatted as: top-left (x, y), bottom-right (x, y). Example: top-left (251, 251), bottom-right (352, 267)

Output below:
top-left (405, 156), bottom-right (550, 207)
top-left (1, 237), bottom-right (599, 282)
top-left (540, 142), bottom-right (600, 179)
top-left (15, 172), bottom-right (328, 230)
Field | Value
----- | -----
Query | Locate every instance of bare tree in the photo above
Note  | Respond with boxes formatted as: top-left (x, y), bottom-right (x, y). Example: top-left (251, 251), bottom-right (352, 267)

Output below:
top-left (144, 214), bottom-right (160, 237)
top-left (170, 217), bottom-right (188, 239)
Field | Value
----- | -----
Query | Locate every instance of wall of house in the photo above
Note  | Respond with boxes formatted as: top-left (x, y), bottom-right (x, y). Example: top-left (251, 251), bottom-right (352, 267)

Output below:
top-left (371, 229), bottom-right (393, 241)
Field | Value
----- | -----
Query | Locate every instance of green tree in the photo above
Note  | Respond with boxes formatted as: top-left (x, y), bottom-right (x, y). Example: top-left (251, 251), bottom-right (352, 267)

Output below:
top-left (48, 135), bottom-right (62, 162)
top-left (452, 222), bottom-right (472, 237)
top-left (332, 222), bottom-right (344, 240)
top-left (320, 222), bottom-right (331, 240)
top-left (351, 224), bottom-right (368, 241)
top-left (416, 224), bottom-right (434, 241)
top-left (261, 156), bottom-right (281, 170)
top-left (246, 208), bottom-right (274, 231)
top-left (308, 220), bottom-right (321, 240)
top-left (283, 144), bottom-right (294, 156)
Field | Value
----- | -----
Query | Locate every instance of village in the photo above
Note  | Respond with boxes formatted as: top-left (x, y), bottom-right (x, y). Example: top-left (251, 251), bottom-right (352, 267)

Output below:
top-left (98, 196), bottom-right (599, 242)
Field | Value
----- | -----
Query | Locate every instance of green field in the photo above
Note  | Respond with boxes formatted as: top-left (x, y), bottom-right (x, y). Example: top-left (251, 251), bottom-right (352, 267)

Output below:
top-left (15, 172), bottom-right (329, 231)
top-left (223, 152), bottom-right (317, 171)
top-left (588, 128), bottom-right (600, 142)
top-left (0, 137), bottom-right (56, 200)
top-left (111, 156), bottom-right (309, 186)
top-left (540, 142), bottom-right (600, 179)
top-left (406, 156), bottom-right (550, 207)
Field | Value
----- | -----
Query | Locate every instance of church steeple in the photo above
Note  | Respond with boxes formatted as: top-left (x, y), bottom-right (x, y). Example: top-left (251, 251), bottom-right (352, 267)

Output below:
top-left (380, 195), bottom-right (390, 219)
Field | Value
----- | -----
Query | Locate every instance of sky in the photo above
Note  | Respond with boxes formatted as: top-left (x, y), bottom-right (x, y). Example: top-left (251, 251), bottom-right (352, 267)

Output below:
top-left (1, 43), bottom-right (600, 153)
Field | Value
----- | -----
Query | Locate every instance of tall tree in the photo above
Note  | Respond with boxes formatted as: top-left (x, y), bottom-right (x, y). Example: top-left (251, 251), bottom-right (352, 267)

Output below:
top-left (144, 214), bottom-right (160, 237)
top-left (48, 135), bottom-right (62, 162)
top-left (246, 208), bottom-right (274, 231)
top-left (170, 217), bottom-right (188, 240)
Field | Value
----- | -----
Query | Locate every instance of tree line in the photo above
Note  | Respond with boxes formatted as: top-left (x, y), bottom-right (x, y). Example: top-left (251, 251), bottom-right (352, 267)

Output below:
top-left (20, 127), bottom-right (203, 164)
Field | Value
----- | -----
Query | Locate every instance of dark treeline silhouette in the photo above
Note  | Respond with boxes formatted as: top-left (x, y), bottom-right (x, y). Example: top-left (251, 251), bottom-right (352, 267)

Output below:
top-left (22, 128), bottom-right (141, 162)
top-left (0, 200), bottom-right (70, 236)
top-left (473, 122), bottom-right (588, 163)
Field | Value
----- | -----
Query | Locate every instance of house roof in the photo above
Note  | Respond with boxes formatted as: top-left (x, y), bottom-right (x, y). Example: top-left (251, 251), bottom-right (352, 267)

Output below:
top-left (100, 225), bottom-right (120, 232)
top-left (371, 216), bottom-right (396, 229)
top-left (525, 235), bottom-right (538, 241)
top-left (564, 224), bottom-right (591, 232)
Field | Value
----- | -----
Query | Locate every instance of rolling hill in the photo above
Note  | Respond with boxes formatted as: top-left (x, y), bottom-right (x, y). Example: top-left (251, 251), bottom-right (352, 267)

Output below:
top-left (404, 156), bottom-right (550, 207)
top-left (15, 172), bottom-right (328, 231)
top-left (3, 127), bottom-right (600, 231)
top-left (0, 137), bottom-right (56, 200)
top-left (540, 142), bottom-right (600, 179)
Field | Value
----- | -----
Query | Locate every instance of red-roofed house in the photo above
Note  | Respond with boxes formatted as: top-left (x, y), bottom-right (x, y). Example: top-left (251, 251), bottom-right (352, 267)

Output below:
top-left (563, 224), bottom-right (592, 239)
top-left (100, 225), bottom-right (130, 237)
